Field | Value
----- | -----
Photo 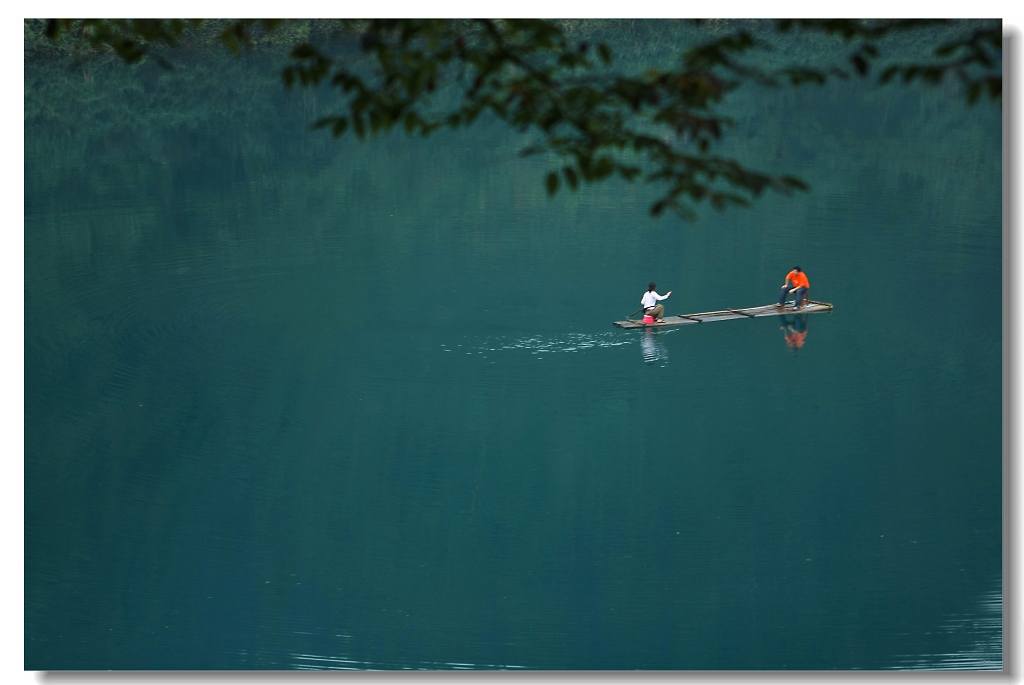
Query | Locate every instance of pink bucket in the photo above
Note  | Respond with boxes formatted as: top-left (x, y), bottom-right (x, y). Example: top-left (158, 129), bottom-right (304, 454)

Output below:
top-left (642, 314), bottom-right (655, 324)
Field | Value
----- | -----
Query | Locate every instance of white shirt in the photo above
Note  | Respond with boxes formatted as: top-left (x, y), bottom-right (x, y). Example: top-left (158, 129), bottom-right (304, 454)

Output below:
top-left (641, 290), bottom-right (668, 308)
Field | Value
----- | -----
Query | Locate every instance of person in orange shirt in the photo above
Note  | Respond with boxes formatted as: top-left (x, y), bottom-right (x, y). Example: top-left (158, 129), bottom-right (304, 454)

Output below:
top-left (777, 266), bottom-right (810, 309)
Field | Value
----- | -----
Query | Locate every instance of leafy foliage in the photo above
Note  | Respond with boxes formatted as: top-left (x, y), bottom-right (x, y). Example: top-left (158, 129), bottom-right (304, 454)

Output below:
top-left (38, 18), bottom-right (1001, 219)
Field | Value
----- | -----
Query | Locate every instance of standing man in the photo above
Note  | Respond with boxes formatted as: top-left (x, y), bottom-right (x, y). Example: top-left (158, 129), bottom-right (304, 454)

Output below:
top-left (641, 282), bottom-right (672, 322)
top-left (777, 266), bottom-right (810, 309)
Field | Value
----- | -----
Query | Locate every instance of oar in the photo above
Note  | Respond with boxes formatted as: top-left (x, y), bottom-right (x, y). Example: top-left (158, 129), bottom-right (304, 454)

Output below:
top-left (626, 307), bottom-right (645, 321)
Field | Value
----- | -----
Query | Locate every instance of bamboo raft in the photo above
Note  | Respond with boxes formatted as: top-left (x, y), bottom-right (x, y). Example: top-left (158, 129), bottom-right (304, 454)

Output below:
top-left (613, 301), bottom-right (834, 329)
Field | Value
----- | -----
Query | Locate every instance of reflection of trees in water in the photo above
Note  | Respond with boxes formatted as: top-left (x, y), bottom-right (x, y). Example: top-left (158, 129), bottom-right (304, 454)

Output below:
top-left (28, 18), bottom-right (1000, 223)
top-left (25, 19), bottom-right (1000, 339)
top-left (25, 19), bottom-right (999, 227)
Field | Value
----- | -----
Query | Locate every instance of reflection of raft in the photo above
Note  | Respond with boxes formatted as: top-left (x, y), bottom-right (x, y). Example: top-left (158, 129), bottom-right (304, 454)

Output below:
top-left (613, 301), bottom-right (834, 329)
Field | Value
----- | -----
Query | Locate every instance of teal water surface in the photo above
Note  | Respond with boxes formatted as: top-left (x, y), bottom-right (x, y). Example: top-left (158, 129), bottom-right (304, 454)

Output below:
top-left (25, 28), bottom-right (1002, 670)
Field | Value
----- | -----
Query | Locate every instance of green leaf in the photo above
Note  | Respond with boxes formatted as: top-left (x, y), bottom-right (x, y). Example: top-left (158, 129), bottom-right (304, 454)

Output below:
top-left (369, 110), bottom-right (385, 134)
top-left (404, 112), bottom-right (419, 133)
top-left (44, 19), bottom-right (61, 39)
top-left (617, 165), bottom-right (642, 182)
top-left (221, 30), bottom-right (240, 55)
top-left (563, 166), bottom-right (579, 189)
top-left (974, 48), bottom-right (994, 68)
top-left (593, 156), bottom-right (614, 180)
top-left (967, 82), bottom-right (981, 104)
top-left (291, 42), bottom-right (318, 59)
top-left (781, 175), bottom-right (810, 191)
top-left (545, 171), bottom-right (559, 196)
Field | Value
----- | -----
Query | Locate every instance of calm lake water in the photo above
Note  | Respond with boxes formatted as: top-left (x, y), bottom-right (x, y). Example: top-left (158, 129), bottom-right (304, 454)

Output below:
top-left (24, 24), bottom-right (1002, 670)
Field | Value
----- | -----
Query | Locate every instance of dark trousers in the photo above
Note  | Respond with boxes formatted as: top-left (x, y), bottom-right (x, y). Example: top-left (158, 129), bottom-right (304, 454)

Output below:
top-left (782, 314), bottom-right (808, 332)
top-left (779, 286), bottom-right (808, 307)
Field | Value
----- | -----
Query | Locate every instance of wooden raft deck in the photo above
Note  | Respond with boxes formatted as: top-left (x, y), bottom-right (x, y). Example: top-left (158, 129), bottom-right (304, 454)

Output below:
top-left (613, 301), bottom-right (834, 329)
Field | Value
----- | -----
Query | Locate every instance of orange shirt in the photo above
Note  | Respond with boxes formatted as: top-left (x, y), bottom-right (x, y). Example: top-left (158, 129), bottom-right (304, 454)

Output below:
top-left (786, 270), bottom-right (810, 289)
top-left (785, 330), bottom-right (808, 349)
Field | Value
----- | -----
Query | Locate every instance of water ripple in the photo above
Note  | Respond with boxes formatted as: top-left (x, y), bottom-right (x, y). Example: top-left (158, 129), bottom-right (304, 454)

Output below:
top-left (445, 328), bottom-right (677, 359)
top-left (289, 652), bottom-right (528, 670)
top-left (891, 580), bottom-right (1002, 670)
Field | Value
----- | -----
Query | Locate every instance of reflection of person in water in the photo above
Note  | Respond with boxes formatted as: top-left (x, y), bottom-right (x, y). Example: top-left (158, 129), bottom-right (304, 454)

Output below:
top-left (780, 314), bottom-right (808, 353)
top-left (641, 327), bottom-right (668, 365)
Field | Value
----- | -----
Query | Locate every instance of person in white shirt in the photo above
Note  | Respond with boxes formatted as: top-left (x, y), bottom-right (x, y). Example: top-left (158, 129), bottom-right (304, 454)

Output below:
top-left (641, 282), bottom-right (672, 322)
